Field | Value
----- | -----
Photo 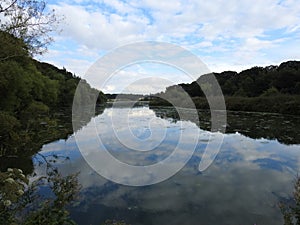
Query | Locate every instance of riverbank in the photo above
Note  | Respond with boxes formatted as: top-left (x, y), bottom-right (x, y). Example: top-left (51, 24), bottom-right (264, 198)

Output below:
top-left (149, 95), bottom-right (300, 115)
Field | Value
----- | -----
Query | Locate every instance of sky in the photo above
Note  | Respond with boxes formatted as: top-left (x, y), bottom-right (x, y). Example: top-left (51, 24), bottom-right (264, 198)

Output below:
top-left (38, 0), bottom-right (300, 94)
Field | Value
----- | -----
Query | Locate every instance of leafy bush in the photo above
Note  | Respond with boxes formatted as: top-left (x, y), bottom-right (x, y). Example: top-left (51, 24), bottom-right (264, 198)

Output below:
top-left (0, 166), bottom-right (80, 225)
top-left (280, 177), bottom-right (300, 225)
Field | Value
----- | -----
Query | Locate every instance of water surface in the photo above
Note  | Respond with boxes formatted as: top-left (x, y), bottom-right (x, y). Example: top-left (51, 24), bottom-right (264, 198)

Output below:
top-left (35, 105), bottom-right (300, 225)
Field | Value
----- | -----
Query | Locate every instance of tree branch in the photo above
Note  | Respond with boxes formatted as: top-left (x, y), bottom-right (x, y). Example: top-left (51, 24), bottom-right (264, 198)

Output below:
top-left (0, 0), bottom-right (18, 14)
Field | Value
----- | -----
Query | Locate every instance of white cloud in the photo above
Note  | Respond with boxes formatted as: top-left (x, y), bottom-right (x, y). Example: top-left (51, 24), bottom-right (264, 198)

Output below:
top-left (121, 77), bottom-right (174, 94)
top-left (101, 63), bottom-right (188, 94)
top-left (49, 0), bottom-right (300, 49)
top-left (50, 3), bottom-right (149, 49)
top-left (39, 0), bottom-right (300, 92)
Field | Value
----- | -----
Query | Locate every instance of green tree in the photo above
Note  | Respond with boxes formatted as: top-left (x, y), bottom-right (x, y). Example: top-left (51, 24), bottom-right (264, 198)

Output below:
top-left (0, 31), bottom-right (29, 61)
top-left (222, 79), bottom-right (237, 96)
top-left (261, 86), bottom-right (280, 97)
top-left (0, 0), bottom-right (61, 55)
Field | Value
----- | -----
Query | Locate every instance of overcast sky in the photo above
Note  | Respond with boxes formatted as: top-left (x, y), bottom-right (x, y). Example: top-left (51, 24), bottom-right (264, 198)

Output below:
top-left (38, 0), bottom-right (300, 94)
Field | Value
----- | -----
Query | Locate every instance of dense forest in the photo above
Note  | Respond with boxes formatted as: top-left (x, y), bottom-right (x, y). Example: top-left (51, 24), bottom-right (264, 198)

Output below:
top-left (150, 61), bottom-right (300, 114)
top-left (0, 30), bottom-right (107, 158)
top-left (0, 1), bottom-right (110, 224)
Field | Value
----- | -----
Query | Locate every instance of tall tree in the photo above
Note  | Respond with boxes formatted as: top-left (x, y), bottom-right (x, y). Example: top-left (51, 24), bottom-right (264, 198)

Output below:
top-left (0, 0), bottom-right (61, 55)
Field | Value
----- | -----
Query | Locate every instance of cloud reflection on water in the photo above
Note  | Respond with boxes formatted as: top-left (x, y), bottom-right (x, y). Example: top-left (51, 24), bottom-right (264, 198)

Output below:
top-left (38, 106), bottom-right (300, 225)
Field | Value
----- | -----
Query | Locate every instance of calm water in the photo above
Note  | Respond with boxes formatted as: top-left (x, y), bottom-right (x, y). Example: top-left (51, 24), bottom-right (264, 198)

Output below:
top-left (34, 105), bottom-right (300, 225)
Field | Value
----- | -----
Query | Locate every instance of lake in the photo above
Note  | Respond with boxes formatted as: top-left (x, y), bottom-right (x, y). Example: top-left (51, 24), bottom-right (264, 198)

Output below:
top-left (34, 104), bottom-right (300, 225)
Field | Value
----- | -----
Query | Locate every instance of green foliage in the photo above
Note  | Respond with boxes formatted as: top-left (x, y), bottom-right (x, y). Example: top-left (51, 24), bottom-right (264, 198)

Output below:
top-left (261, 86), bottom-right (280, 97)
top-left (34, 61), bottom-right (107, 107)
top-left (233, 88), bottom-right (248, 97)
top-left (225, 95), bottom-right (299, 114)
top-left (150, 61), bottom-right (300, 114)
top-left (280, 177), bottom-right (300, 225)
top-left (22, 173), bottom-right (79, 225)
top-left (0, 30), bottom-right (107, 156)
top-left (0, 103), bottom-right (72, 157)
top-left (0, 111), bottom-right (22, 156)
top-left (0, 168), bottom-right (29, 224)
top-left (0, 5), bottom-right (107, 225)
top-left (0, 166), bottom-right (80, 225)
top-left (166, 61), bottom-right (300, 98)
top-left (150, 94), bottom-right (300, 115)
top-left (0, 0), bottom-right (60, 55)
top-left (222, 79), bottom-right (237, 95)
top-left (0, 29), bottom-right (106, 112)
top-left (0, 168), bottom-right (28, 203)
top-left (0, 31), bottom-right (29, 61)
top-left (23, 101), bottom-right (49, 116)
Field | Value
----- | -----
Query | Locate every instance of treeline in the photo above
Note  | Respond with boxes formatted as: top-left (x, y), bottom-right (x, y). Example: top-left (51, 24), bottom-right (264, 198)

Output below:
top-left (106, 93), bottom-right (144, 101)
top-left (180, 61), bottom-right (300, 97)
top-left (150, 61), bottom-right (300, 114)
top-left (0, 30), bottom-right (106, 157)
